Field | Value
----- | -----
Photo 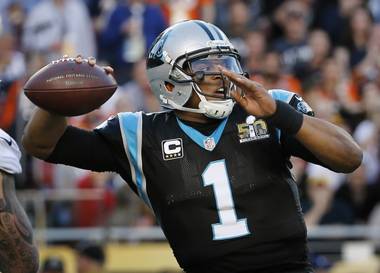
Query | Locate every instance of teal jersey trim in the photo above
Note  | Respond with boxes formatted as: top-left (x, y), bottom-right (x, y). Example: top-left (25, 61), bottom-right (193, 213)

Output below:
top-left (118, 112), bottom-right (152, 207)
top-left (176, 117), bottom-right (228, 151)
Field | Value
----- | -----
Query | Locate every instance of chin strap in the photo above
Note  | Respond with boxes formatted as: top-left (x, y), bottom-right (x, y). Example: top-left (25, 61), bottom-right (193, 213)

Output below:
top-left (193, 83), bottom-right (235, 119)
top-left (197, 94), bottom-right (234, 119)
top-left (163, 93), bottom-right (234, 119)
top-left (166, 99), bottom-right (204, 114)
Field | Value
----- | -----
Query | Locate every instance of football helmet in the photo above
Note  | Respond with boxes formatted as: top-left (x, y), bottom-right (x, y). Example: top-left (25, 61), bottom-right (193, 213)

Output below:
top-left (146, 20), bottom-right (244, 119)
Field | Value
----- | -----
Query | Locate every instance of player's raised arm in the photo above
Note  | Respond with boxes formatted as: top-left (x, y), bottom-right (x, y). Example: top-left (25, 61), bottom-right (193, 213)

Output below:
top-left (22, 56), bottom-right (115, 160)
top-left (220, 67), bottom-right (362, 173)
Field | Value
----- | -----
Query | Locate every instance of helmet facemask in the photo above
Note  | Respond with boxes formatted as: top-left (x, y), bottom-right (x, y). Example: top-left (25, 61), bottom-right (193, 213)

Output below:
top-left (168, 51), bottom-right (245, 119)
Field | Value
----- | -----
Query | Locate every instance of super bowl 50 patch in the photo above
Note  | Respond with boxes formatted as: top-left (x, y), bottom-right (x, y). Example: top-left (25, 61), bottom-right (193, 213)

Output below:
top-left (237, 116), bottom-right (270, 143)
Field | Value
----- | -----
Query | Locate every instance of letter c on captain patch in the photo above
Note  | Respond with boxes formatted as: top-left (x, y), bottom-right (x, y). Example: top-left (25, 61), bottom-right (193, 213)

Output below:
top-left (162, 138), bottom-right (184, 160)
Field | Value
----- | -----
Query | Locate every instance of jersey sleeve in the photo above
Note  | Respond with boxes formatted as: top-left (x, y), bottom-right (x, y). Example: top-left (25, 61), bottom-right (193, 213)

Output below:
top-left (268, 89), bottom-right (325, 166)
top-left (46, 115), bottom-right (136, 192)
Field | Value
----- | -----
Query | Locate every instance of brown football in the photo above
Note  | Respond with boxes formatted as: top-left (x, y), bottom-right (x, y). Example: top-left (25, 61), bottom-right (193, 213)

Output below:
top-left (24, 58), bottom-right (117, 116)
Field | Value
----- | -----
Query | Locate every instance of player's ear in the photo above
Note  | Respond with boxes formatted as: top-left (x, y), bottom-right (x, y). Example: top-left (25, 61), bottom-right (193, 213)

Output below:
top-left (165, 82), bottom-right (175, 92)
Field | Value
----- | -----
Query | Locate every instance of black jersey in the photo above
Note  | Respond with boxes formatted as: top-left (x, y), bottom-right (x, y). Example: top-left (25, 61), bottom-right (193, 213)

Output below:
top-left (48, 89), bottom-right (317, 273)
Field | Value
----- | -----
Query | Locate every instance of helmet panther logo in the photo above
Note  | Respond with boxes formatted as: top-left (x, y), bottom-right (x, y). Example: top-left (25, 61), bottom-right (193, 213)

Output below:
top-left (150, 30), bottom-right (171, 59)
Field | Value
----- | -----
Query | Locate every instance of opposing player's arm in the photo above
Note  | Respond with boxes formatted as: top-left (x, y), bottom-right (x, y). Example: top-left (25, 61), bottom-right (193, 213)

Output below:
top-left (220, 68), bottom-right (362, 173)
top-left (0, 171), bottom-right (39, 273)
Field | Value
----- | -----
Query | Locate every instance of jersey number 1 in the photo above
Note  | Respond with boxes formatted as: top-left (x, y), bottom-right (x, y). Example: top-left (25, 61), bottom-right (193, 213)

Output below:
top-left (202, 159), bottom-right (250, 240)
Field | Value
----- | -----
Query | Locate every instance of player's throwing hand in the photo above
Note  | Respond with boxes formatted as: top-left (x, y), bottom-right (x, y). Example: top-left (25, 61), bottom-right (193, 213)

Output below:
top-left (72, 55), bottom-right (114, 74)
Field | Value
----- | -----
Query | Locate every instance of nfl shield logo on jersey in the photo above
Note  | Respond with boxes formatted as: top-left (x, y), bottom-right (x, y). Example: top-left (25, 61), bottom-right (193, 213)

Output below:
top-left (162, 138), bottom-right (184, 160)
top-left (203, 137), bottom-right (216, 151)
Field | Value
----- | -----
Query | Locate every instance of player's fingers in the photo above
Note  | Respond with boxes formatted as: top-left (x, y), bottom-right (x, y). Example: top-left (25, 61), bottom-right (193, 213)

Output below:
top-left (62, 55), bottom-right (69, 59)
top-left (88, 56), bottom-right (96, 66)
top-left (218, 66), bottom-right (259, 94)
top-left (75, 55), bottom-right (83, 64)
top-left (230, 89), bottom-right (248, 108)
top-left (104, 66), bottom-right (114, 74)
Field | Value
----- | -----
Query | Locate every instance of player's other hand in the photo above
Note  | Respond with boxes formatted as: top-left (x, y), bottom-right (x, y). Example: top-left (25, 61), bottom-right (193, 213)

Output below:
top-left (69, 55), bottom-right (114, 74)
top-left (219, 67), bottom-right (276, 118)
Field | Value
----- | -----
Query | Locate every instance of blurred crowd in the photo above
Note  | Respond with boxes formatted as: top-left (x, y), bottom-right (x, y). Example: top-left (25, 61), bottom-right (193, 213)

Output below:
top-left (1, 0), bottom-right (380, 258)
top-left (41, 243), bottom-right (106, 273)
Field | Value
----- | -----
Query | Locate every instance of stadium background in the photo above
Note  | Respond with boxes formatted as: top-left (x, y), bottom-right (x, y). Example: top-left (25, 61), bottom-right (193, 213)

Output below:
top-left (1, 0), bottom-right (380, 272)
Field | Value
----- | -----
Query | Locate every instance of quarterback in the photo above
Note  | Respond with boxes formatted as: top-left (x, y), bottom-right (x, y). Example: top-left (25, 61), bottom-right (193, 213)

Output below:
top-left (23, 20), bottom-right (362, 273)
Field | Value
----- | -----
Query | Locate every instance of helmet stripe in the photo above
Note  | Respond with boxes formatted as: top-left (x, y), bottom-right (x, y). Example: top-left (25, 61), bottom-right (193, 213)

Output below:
top-left (194, 21), bottom-right (215, 40)
top-left (210, 25), bottom-right (224, 40)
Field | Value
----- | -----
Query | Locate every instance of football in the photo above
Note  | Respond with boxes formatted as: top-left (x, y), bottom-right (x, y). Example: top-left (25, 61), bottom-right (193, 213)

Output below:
top-left (24, 57), bottom-right (117, 116)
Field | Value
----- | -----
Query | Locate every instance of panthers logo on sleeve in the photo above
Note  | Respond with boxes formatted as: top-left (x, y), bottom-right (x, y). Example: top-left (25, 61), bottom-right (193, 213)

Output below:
top-left (289, 95), bottom-right (314, 116)
top-left (268, 89), bottom-right (314, 116)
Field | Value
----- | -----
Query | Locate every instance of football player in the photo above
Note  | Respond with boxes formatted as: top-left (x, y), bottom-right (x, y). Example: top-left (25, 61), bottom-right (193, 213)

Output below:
top-left (0, 129), bottom-right (39, 273)
top-left (23, 20), bottom-right (362, 273)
